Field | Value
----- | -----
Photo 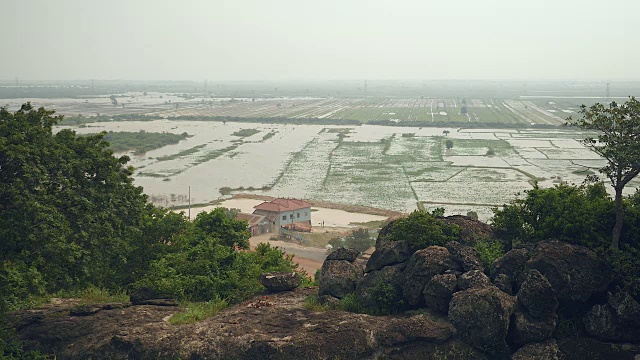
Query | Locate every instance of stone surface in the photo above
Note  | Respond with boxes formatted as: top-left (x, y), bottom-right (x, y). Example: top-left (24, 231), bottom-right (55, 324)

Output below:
top-left (517, 269), bottom-right (558, 319)
top-left (259, 272), bottom-right (302, 292)
top-left (439, 215), bottom-right (497, 246)
top-left (448, 286), bottom-right (516, 359)
top-left (365, 241), bottom-right (412, 272)
top-left (377, 313), bottom-right (456, 346)
top-left (458, 270), bottom-right (492, 291)
top-left (318, 260), bottom-right (363, 299)
top-left (525, 241), bottom-right (611, 303)
top-left (355, 263), bottom-right (405, 310)
top-left (10, 288), bottom-right (471, 360)
top-left (445, 241), bottom-right (484, 272)
top-left (326, 247), bottom-right (360, 262)
top-left (559, 336), bottom-right (640, 360)
top-left (493, 273), bottom-right (513, 295)
top-left (509, 310), bottom-right (557, 345)
top-left (380, 339), bottom-right (486, 360)
top-left (402, 246), bottom-right (459, 306)
top-left (423, 273), bottom-right (458, 313)
top-left (511, 339), bottom-right (561, 360)
top-left (584, 291), bottom-right (640, 342)
top-left (493, 247), bottom-right (531, 285)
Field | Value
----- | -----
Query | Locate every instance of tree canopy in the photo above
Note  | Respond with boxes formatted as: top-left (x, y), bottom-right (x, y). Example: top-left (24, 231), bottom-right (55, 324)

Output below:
top-left (0, 104), bottom-right (300, 316)
top-left (569, 97), bottom-right (640, 249)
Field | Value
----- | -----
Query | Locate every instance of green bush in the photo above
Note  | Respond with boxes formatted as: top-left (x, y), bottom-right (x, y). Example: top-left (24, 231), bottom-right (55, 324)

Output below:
top-left (473, 239), bottom-right (505, 270)
top-left (491, 182), bottom-right (640, 299)
top-left (380, 210), bottom-right (460, 251)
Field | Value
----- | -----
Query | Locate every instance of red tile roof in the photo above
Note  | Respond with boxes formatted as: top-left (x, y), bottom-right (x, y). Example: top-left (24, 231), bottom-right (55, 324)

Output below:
top-left (253, 198), bottom-right (312, 213)
top-left (236, 213), bottom-right (266, 227)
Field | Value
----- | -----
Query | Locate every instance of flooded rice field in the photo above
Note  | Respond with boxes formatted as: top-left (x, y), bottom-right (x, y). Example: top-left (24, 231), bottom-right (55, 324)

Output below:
top-left (58, 120), bottom-right (639, 222)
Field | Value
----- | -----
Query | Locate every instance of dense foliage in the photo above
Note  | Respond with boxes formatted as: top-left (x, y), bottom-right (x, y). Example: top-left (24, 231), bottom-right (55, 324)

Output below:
top-left (0, 104), bottom-right (302, 355)
top-left (492, 182), bottom-right (640, 297)
top-left (379, 209), bottom-right (460, 251)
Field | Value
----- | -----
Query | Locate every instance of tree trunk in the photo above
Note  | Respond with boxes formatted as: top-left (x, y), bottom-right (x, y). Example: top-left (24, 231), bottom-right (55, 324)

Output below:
top-left (612, 187), bottom-right (624, 250)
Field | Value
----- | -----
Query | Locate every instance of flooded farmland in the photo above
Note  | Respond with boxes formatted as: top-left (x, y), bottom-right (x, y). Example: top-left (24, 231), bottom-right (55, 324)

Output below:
top-left (57, 120), bottom-right (639, 221)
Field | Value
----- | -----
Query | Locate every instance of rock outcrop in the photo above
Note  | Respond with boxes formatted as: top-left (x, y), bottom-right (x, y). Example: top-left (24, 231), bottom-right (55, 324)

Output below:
top-left (448, 285), bottom-right (516, 359)
top-left (259, 272), bottom-right (302, 292)
top-left (318, 254), bottom-right (363, 299)
top-left (583, 291), bottom-right (640, 342)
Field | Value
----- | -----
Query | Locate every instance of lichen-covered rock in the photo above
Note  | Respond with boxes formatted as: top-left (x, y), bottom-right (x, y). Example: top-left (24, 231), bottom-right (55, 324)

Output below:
top-left (494, 247), bottom-right (531, 284)
top-left (525, 241), bottom-right (611, 303)
top-left (445, 241), bottom-right (484, 272)
top-left (494, 273), bottom-right (514, 295)
top-left (458, 270), bottom-right (492, 291)
top-left (439, 215), bottom-right (497, 246)
top-left (365, 241), bottom-right (412, 272)
top-left (355, 263), bottom-right (405, 311)
top-left (260, 272), bottom-right (302, 292)
top-left (423, 273), bottom-right (458, 313)
top-left (509, 310), bottom-right (557, 345)
top-left (448, 286), bottom-right (516, 359)
top-left (583, 291), bottom-right (640, 342)
top-left (318, 260), bottom-right (363, 298)
top-left (558, 336), bottom-right (640, 360)
top-left (377, 313), bottom-right (456, 346)
top-left (517, 269), bottom-right (558, 319)
top-left (403, 246), bottom-right (460, 306)
top-left (326, 247), bottom-right (360, 262)
top-left (511, 339), bottom-right (561, 360)
top-left (380, 339), bottom-right (486, 360)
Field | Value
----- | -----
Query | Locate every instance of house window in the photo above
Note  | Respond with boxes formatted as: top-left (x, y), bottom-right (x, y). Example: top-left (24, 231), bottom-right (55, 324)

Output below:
top-left (297, 212), bottom-right (300, 218)
top-left (290, 214), bottom-right (293, 219)
top-left (282, 215), bottom-right (286, 221)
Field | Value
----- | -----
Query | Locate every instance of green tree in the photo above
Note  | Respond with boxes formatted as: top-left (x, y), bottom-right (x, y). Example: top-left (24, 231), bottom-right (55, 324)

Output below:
top-left (445, 139), bottom-right (454, 149)
top-left (569, 97), bottom-right (640, 249)
top-left (192, 208), bottom-right (251, 249)
top-left (380, 210), bottom-right (460, 251)
top-left (0, 103), bottom-right (148, 295)
top-left (343, 228), bottom-right (374, 253)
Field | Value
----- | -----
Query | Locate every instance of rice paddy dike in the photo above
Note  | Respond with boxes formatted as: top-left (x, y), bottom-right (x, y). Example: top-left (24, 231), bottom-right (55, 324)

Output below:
top-left (56, 118), bottom-right (639, 222)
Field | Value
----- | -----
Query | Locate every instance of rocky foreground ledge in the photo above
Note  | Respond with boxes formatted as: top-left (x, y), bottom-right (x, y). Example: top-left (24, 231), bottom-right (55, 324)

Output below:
top-left (7, 286), bottom-right (640, 360)
top-left (8, 216), bottom-right (640, 359)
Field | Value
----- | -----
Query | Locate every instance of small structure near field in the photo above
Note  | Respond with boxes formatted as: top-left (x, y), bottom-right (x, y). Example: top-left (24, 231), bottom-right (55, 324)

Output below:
top-left (252, 198), bottom-right (312, 233)
top-left (236, 213), bottom-right (271, 236)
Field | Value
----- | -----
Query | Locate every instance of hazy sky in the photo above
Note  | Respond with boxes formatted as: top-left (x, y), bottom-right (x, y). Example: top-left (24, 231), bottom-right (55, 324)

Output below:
top-left (3, 0), bottom-right (639, 81)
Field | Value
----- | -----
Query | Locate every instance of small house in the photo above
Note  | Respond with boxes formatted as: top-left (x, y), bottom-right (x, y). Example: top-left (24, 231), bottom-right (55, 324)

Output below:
top-left (236, 212), bottom-right (271, 236)
top-left (252, 198), bottom-right (312, 231)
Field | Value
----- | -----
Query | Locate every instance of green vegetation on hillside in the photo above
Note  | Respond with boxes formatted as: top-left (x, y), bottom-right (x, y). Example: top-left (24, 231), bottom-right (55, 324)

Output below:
top-left (0, 104), bottom-right (304, 356)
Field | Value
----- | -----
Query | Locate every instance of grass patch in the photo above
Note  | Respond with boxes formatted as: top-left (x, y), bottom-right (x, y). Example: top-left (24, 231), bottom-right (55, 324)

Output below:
top-left (168, 298), bottom-right (228, 325)
top-left (303, 295), bottom-right (330, 312)
top-left (156, 144), bottom-right (207, 161)
top-left (232, 128), bottom-right (260, 137)
top-left (194, 145), bottom-right (239, 164)
top-left (349, 220), bottom-right (386, 228)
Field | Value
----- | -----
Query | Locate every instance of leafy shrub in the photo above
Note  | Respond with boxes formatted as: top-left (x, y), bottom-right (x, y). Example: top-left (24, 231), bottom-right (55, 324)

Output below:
top-left (364, 282), bottom-right (405, 315)
top-left (473, 239), bottom-right (505, 270)
top-left (380, 210), bottom-right (460, 251)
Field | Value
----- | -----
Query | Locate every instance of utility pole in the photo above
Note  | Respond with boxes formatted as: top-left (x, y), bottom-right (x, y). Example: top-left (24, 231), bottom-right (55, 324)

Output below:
top-left (188, 186), bottom-right (191, 220)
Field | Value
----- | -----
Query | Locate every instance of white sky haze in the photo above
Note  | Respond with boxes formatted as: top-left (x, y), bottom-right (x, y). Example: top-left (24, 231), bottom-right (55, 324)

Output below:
top-left (2, 0), bottom-right (639, 81)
